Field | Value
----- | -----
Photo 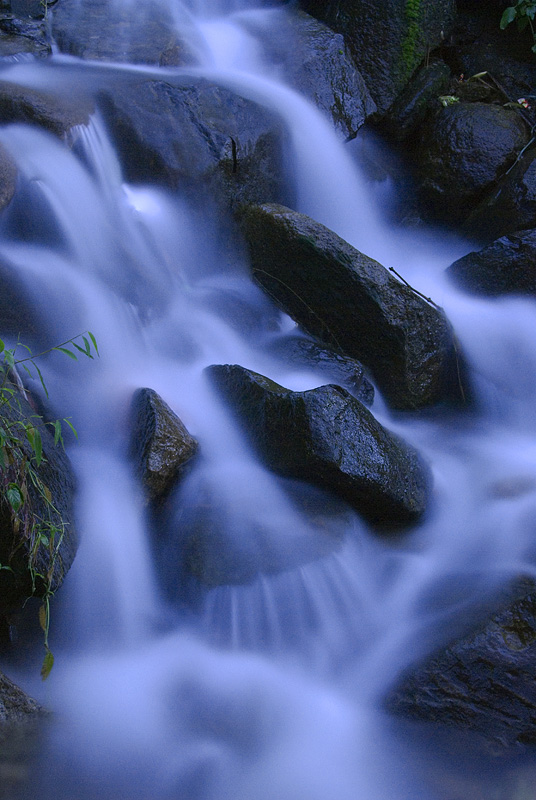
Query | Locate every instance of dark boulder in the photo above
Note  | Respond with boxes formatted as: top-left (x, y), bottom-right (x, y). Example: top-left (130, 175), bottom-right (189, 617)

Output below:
top-left (416, 102), bottom-right (529, 225)
top-left (386, 580), bottom-right (536, 756)
top-left (0, 17), bottom-right (51, 59)
top-left (247, 8), bottom-right (376, 139)
top-left (447, 229), bottom-right (536, 296)
top-left (298, 0), bottom-right (456, 114)
top-left (0, 80), bottom-right (93, 139)
top-left (238, 203), bottom-right (465, 411)
top-left (51, 0), bottom-right (197, 66)
top-left (0, 386), bottom-right (78, 618)
top-left (207, 364), bottom-right (430, 526)
top-left (0, 670), bottom-right (43, 721)
top-left (130, 388), bottom-right (198, 503)
top-left (0, 145), bottom-right (16, 215)
top-left (465, 148), bottom-right (536, 241)
top-left (378, 60), bottom-right (452, 145)
top-left (98, 79), bottom-right (290, 215)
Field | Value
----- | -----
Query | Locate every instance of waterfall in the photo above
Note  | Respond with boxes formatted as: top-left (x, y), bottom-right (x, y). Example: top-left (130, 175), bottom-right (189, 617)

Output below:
top-left (0, 1), bottom-right (535, 799)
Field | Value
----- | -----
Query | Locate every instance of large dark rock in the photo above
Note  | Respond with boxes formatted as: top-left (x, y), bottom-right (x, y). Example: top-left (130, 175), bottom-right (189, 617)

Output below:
top-left (416, 102), bottom-right (529, 225)
top-left (0, 80), bottom-right (93, 138)
top-left (0, 386), bottom-right (77, 618)
top-left (51, 0), bottom-right (197, 66)
top-left (0, 670), bottom-right (45, 800)
top-left (378, 60), bottom-right (452, 145)
top-left (465, 149), bottom-right (536, 241)
top-left (0, 17), bottom-right (51, 59)
top-left (246, 8), bottom-right (376, 139)
top-left (238, 203), bottom-right (465, 411)
top-left (447, 229), bottom-right (536, 296)
top-left (386, 580), bottom-right (536, 756)
top-left (98, 79), bottom-right (290, 215)
top-left (207, 364), bottom-right (430, 526)
top-left (0, 670), bottom-right (43, 722)
top-left (298, 0), bottom-right (456, 114)
top-left (0, 145), bottom-right (16, 215)
top-left (130, 388), bottom-right (198, 503)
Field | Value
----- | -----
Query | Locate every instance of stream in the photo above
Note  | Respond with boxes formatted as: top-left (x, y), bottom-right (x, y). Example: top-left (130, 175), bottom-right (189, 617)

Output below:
top-left (2, 0), bottom-right (536, 798)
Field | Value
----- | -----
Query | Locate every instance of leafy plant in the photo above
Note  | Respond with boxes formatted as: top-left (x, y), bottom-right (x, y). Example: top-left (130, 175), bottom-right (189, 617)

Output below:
top-left (0, 331), bottom-right (98, 678)
top-left (500, 1), bottom-right (536, 52)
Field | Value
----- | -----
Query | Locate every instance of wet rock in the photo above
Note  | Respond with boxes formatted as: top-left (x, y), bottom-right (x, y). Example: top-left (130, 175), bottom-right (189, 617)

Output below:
top-left (130, 388), bottom-right (198, 503)
top-left (386, 580), bottom-right (536, 756)
top-left (298, 0), bottom-right (456, 114)
top-left (207, 364), bottom-right (430, 526)
top-left (416, 102), bottom-right (529, 225)
top-left (447, 229), bottom-right (536, 296)
top-left (266, 334), bottom-right (374, 405)
top-left (0, 80), bottom-right (93, 138)
top-left (0, 144), bottom-right (16, 214)
top-left (379, 60), bottom-right (452, 145)
top-left (465, 149), bottom-right (536, 241)
top-left (51, 0), bottom-right (197, 66)
top-left (0, 17), bottom-right (51, 59)
top-left (238, 203), bottom-right (465, 410)
top-left (0, 670), bottom-right (43, 721)
top-left (0, 387), bottom-right (77, 617)
top-left (98, 79), bottom-right (290, 215)
top-left (244, 8), bottom-right (376, 138)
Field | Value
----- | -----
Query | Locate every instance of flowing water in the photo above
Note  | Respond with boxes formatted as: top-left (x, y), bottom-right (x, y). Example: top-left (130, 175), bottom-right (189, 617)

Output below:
top-left (1, 1), bottom-right (536, 798)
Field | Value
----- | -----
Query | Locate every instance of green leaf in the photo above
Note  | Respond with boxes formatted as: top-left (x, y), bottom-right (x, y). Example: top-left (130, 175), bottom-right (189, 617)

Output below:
top-left (72, 341), bottom-right (93, 358)
top-left (88, 331), bottom-right (99, 357)
top-left (4, 350), bottom-right (14, 368)
top-left (63, 418), bottom-right (78, 439)
top-left (33, 362), bottom-right (49, 399)
top-left (41, 649), bottom-right (54, 680)
top-left (6, 485), bottom-right (23, 512)
top-left (54, 347), bottom-right (77, 360)
top-left (501, 6), bottom-right (518, 27)
top-left (33, 428), bottom-right (42, 467)
top-left (53, 420), bottom-right (62, 446)
top-left (0, 339), bottom-right (4, 354)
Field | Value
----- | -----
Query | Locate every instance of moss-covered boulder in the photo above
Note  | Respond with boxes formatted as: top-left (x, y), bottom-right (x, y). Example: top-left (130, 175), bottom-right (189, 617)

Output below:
top-left (0, 387), bottom-right (78, 619)
top-left (238, 203), bottom-right (465, 410)
top-left (129, 388), bottom-right (198, 503)
top-left (207, 364), bottom-right (430, 527)
top-left (298, 0), bottom-right (456, 114)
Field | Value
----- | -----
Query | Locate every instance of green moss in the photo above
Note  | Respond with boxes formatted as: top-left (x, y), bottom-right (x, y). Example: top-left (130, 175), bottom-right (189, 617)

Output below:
top-left (401, 0), bottom-right (422, 79)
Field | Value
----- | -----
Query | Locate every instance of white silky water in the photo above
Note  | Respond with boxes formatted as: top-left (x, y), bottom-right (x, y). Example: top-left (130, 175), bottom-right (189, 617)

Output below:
top-left (1, 2), bottom-right (536, 799)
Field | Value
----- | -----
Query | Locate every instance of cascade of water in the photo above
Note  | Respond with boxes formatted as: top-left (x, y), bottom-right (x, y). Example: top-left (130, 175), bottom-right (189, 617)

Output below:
top-left (0, 1), bottom-right (534, 799)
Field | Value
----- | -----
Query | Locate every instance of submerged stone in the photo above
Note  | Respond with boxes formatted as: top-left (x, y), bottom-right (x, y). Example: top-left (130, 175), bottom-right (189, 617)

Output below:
top-left (207, 363), bottom-right (430, 527)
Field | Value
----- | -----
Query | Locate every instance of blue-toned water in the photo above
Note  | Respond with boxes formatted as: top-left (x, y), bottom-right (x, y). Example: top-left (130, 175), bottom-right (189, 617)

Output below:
top-left (0, 2), bottom-right (535, 798)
